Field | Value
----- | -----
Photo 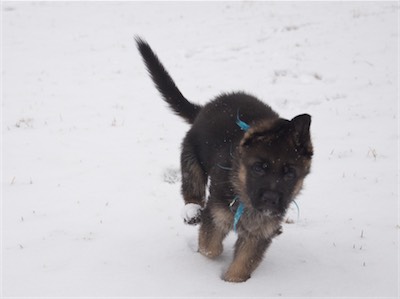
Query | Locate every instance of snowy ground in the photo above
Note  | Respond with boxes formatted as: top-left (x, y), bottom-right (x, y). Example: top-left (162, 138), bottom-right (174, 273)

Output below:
top-left (2, 1), bottom-right (399, 298)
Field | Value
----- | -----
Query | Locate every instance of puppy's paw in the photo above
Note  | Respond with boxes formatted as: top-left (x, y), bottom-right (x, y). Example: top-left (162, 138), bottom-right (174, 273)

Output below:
top-left (222, 271), bottom-right (250, 283)
top-left (181, 203), bottom-right (202, 225)
top-left (198, 244), bottom-right (223, 259)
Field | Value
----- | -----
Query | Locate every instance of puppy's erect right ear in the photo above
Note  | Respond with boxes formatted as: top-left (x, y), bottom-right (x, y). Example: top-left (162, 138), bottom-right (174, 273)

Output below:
top-left (291, 114), bottom-right (311, 135)
top-left (291, 114), bottom-right (313, 157)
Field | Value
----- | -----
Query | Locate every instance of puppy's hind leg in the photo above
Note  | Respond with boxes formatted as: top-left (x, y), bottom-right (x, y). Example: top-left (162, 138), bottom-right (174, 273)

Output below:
top-left (180, 137), bottom-right (207, 225)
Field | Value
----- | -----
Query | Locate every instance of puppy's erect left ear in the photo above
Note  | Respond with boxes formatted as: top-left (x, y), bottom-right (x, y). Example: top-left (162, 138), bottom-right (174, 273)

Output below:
top-left (291, 114), bottom-right (313, 157)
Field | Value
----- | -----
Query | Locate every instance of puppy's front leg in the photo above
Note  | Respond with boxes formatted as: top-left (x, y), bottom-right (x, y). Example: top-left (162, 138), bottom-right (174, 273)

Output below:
top-left (198, 207), bottom-right (229, 258)
top-left (223, 235), bottom-right (271, 282)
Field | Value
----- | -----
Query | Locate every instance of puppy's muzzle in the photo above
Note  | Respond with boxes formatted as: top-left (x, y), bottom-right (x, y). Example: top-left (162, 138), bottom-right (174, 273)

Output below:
top-left (254, 190), bottom-right (282, 213)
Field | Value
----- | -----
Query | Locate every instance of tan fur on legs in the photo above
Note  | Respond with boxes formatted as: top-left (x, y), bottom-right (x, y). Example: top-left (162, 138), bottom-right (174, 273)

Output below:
top-left (198, 207), bottom-right (229, 258)
top-left (198, 225), bottom-right (226, 258)
top-left (223, 236), bottom-right (271, 282)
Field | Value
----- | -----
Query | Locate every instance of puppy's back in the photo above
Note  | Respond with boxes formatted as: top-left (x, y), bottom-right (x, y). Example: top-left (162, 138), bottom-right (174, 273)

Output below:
top-left (188, 92), bottom-right (279, 171)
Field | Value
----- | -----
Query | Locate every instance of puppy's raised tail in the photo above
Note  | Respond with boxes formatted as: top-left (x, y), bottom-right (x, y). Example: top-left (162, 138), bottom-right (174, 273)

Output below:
top-left (135, 37), bottom-right (202, 124)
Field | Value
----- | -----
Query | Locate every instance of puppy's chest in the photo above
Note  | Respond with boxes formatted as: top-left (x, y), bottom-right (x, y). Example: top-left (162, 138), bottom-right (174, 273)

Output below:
top-left (211, 204), bottom-right (282, 239)
top-left (239, 212), bottom-right (282, 238)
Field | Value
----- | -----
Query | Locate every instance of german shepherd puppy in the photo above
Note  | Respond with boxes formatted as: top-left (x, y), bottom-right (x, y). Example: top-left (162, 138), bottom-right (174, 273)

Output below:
top-left (136, 37), bottom-right (313, 282)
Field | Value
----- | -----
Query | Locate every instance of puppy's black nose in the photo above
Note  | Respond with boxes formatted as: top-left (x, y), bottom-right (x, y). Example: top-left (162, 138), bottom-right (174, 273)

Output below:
top-left (261, 190), bottom-right (281, 206)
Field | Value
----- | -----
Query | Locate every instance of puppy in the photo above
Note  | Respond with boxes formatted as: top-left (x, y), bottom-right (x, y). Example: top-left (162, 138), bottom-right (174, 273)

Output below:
top-left (136, 37), bottom-right (313, 282)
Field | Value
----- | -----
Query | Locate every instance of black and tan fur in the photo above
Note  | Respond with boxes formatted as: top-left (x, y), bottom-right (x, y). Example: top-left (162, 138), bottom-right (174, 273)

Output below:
top-left (136, 37), bottom-right (313, 282)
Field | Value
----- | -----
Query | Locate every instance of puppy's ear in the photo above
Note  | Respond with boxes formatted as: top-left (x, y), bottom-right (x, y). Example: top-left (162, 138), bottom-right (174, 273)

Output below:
top-left (291, 114), bottom-right (313, 157)
top-left (241, 119), bottom-right (289, 148)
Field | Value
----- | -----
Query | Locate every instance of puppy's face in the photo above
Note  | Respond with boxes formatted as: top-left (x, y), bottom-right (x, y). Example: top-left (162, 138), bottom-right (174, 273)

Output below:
top-left (237, 115), bottom-right (313, 216)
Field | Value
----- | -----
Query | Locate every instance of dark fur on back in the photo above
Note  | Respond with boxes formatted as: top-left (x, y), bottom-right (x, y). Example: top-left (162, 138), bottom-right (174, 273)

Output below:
top-left (136, 37), bottom-right (313, 282)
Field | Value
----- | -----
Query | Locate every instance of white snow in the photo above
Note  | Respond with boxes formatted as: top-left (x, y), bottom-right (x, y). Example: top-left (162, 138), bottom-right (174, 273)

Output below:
top-left (181, 203), bottom-right (202, 224)
top-left (1, 1), bottom-right (399, 298)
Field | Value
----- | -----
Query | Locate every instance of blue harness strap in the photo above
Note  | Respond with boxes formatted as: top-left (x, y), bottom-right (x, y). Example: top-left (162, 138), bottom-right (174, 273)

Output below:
top-left (231, 110), bottom-right (249, 232)
top-left (230, 196), bottom-right (245, 232)
top-left (233, 201), bottom-right (245, 232)
top-left (236, 109), bottom-right (250, 131)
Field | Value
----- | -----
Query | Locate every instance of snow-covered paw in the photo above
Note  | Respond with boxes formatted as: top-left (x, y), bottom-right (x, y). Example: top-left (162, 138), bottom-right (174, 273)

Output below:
top-left (181, 203), bottom-right (202, 225)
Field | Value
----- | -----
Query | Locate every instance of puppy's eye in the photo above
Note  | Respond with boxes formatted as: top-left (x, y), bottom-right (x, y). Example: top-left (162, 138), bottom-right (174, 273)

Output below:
top-left (252, 162), bottom-right (268, 175)
top-left (283, 166), bottom-right (297, 180)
